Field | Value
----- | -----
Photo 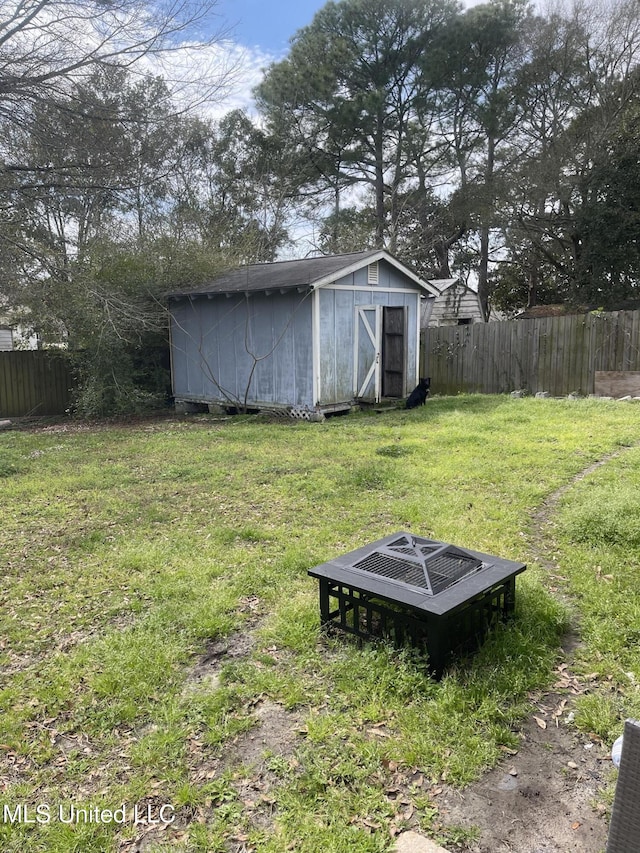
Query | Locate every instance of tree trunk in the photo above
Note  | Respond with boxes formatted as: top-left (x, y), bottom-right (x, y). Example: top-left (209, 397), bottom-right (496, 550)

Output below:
top-left (477, 133), bottom-right (496, 322)
top-left (526, 263), bottom-right (539, 308)
top-left (374, 113), bottom-right (385, 248)
top-left (477, 226), bottom-right (491, 321)
top-left (433, 238), bottom-right (452, 278)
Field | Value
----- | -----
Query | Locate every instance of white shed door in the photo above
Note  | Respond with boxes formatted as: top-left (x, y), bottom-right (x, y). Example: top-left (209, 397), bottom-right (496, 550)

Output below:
top-left (354, 306), bottom-right (382, 402)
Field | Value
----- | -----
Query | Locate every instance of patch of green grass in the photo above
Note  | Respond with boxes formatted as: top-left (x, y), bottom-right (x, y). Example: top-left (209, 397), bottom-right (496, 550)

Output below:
top-left (1, 397), bottom-right (639, 850)
top-left (561, 482), bottom-right (640, 546)
top-left (547, 445), bottom-right (640, 743)
top-left (0, 444), bottom-right (27, 478)
top-left (573, 693), bottom-right (624, 740)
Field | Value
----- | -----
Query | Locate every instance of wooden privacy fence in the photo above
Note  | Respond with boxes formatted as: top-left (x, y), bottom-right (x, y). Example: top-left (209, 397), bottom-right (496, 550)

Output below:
top-left (0, 351), bottom-right (73, 417)
top-left (422, 310), bottom-right (640, 397)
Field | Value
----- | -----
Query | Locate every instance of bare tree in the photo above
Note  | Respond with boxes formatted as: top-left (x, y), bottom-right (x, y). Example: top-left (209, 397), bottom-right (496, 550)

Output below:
top-left (0, 0), bottom-right (235, 172)
top-left (0, 0), bottom-right (230, 95)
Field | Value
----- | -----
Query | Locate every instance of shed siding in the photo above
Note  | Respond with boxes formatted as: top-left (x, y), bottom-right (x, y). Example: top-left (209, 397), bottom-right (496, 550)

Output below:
top-left (170, 291), bottom-right (314, 407)
top-left (318, 283), bottom-right (421, 404)
top-left (169, 257), bottom-right (427, 411)
top-left (336, 260), bottom-right (420, 291)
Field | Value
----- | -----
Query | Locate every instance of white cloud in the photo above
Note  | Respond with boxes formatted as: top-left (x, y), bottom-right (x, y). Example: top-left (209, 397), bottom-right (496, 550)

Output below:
top-left (212, 41), bottom-right (278, 115)
top-left (146, 37), bottom-right (278, 119)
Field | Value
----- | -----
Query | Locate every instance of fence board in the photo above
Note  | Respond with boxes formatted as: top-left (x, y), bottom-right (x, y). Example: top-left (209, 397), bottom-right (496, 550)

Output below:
top-left (422, 310), bottom-right (640, 398)
top-left (0, 352), bottom-right (73, 417)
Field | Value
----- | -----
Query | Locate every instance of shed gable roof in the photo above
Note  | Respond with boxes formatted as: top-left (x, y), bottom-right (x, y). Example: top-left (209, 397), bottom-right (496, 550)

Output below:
top-left (168, 250), bottom-right (438, 298)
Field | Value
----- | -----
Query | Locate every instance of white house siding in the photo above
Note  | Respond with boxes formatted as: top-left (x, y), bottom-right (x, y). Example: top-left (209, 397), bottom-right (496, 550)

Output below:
top-left (169, 290), bottom-right (314, 408)
top-left (429, 283), bottom-right (483, 326)
top-left (0, 327), bottom-right (13, 351)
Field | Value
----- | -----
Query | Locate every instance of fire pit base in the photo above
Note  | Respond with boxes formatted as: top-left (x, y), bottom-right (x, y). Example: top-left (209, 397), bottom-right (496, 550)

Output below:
top-left (308, 532), bottom-right (526, 678)
top-left (316, 577), bottom-right (516, 677)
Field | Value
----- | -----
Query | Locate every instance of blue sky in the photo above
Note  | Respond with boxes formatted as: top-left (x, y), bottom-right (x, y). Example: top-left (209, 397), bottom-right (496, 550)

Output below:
top-left (198, 0), bottom-right (327, 115)
top-left (216, 0), bottom-right (326, 54)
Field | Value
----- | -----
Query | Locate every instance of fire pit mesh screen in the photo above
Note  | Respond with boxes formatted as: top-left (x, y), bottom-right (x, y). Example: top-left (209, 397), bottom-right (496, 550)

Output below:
top-left (352, 534), bottom-right (484, 595)
top-left (353, 553), bottom-right (425, 588)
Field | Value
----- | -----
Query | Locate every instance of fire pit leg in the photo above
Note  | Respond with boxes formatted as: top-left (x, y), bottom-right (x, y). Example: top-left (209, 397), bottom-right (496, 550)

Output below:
top-left (504, 577), bottom-right (516, 617)
top-left (318, 579), bottom-right (331, 626)
top-left (425, 619), bottom-right (447, 679)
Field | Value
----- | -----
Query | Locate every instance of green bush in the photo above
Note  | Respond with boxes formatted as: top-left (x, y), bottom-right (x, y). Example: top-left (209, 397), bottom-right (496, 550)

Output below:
top-left (70, 338), bottom-right (170, 418)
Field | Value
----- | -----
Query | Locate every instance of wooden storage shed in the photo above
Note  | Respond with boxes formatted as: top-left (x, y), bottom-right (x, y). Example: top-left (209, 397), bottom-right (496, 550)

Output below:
top-left (168, 250), bottom-right (438, 418)
top-left (428, 279), bottom-right (484, 326)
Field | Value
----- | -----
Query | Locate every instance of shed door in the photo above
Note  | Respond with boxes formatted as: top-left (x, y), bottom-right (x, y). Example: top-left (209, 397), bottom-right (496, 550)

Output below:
top-left (382, 306), bottom-right (406, 398)
top-left (354, 306), bottom-right (382, 402)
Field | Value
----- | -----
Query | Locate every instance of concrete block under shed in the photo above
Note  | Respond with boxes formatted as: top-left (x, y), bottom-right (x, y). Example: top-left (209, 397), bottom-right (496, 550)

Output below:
top-left (594, 371), bottom-right (640, 398)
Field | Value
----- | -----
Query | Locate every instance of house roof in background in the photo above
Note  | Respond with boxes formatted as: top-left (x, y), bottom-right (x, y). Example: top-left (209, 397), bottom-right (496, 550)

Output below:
top-left (428, 278), bottom-right (462, 293)
top-left (168, 250), bottom-right (438, 297)
top-left (517, 304), bottom-right (590, 319)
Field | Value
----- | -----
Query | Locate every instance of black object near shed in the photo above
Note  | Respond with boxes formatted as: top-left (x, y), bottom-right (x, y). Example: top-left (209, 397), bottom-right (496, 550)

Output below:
top-left (308, 532), bottom-right (526, 677)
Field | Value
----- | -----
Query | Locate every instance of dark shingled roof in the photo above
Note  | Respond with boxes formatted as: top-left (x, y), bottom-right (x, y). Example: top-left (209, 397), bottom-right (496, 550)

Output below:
top-left (169, 250), bottom-right (394, 297)
top-left (517, 304), bottom-right (590, 319)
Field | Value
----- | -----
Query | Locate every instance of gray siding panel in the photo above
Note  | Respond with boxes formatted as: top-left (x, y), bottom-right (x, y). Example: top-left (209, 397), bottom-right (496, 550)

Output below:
top-left (170, 291), bottom-right (313, 407)
top-left (169, 300), bottom-right (192, 396)
top-left (334, 289), bottom-right (354, 399)
top-left (345, 259), bottom-right (419, 291)
top-left (430, 285), bottom-right (483, 326)
top-left (318, 287), bottom-right (421, 404)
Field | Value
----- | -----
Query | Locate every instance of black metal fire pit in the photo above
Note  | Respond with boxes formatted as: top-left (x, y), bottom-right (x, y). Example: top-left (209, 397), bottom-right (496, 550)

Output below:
top-left (308, 532), bottom-right (526, 677)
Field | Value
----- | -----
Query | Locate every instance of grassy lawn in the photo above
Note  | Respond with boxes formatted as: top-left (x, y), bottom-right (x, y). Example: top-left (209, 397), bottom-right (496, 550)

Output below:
top-left (1, 395), bottom-right (639, 852)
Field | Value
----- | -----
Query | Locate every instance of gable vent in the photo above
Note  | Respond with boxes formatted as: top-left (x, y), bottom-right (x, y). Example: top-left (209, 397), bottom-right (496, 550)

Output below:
top-left (367, 261), bottom-right (379, 285)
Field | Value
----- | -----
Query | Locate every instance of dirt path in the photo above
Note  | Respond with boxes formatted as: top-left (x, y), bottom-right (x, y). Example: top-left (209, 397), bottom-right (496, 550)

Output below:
top-left (436, 695), bottom-right (610, 852)
top-left (436, 454), bottom-right (626, 853)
